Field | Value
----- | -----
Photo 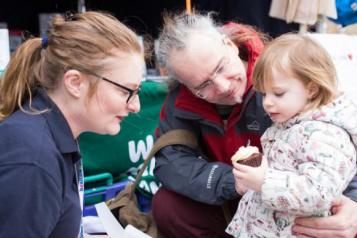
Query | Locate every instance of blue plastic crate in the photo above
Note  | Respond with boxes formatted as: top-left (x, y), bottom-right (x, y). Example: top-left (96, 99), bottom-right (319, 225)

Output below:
top-left (83, 180), bottom-right (152, 216)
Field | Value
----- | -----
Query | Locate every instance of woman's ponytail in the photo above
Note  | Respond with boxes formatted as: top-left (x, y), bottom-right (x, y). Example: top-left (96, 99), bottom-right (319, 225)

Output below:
top-left (0, 38), bottom-right (42, 121)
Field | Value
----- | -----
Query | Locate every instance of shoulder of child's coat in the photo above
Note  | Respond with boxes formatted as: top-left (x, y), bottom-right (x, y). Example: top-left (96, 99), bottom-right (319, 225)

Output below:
top-left (262, 119), bottom-right (347, 142)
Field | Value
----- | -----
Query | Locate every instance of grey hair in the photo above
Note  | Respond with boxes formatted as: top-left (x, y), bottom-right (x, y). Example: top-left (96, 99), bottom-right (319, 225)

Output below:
top-left (157, 12), bottom-right (223, 78)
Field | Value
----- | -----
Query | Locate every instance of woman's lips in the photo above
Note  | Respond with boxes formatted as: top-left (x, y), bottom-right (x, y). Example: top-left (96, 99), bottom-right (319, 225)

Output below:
top-left (116, 116), bottom-right (124, 122)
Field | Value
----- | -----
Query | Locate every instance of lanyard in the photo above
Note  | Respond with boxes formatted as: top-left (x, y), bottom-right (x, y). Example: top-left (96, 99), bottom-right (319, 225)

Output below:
top-left (75, 159), bottom-right (84, 238)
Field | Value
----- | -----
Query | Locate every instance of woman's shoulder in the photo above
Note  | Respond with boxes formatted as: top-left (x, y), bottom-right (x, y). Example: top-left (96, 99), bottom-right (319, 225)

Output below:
top-left (0, 110), bottom-right (55, 164)
top-left (0, 109), bottom-right (48, 141)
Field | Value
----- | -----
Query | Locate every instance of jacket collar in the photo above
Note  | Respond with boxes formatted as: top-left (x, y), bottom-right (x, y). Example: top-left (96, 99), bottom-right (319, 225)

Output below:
top-left (30, 89), bottom-right (79, 157)
top-left (174, 84), bottom-right (255, 129)
top-left (174, 85), bottom-right (222, 124)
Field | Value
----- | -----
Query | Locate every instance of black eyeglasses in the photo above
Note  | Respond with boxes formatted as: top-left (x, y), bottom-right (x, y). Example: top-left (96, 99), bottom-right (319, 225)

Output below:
top-left (100, 77), bottom-right (141, 104)
top-left (87, 72), bottom-right (141, 104)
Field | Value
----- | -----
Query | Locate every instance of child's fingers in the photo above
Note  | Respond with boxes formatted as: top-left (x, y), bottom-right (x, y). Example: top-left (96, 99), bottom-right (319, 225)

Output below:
top-left (232, 162), bottom-right (251, 172)
top-left (232, 168), bottom-right (247, 180)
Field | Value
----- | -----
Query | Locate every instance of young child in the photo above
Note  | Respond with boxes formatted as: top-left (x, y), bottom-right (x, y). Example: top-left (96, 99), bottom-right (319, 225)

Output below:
top-left (226, 34), bottom-right (357, 237)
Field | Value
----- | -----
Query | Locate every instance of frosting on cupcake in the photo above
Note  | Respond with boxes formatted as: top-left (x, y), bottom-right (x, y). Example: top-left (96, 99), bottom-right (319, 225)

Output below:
top-left (231, 146), bottom-right (259, 163)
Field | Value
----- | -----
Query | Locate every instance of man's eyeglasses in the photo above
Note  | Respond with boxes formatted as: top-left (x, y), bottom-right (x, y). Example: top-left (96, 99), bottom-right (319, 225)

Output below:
top-left (88, 72), bottom-right (141, 104)
top-left (194, 37), bottom-right (232, 99)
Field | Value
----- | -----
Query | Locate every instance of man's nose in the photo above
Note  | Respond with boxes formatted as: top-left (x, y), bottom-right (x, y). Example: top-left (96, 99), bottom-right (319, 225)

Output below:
top-left (213, 76), bottom-right (230, 94)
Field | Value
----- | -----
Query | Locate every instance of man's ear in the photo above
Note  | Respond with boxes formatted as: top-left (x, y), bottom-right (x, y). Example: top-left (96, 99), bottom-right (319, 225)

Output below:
top-left (224, 36), bottom-right (239, 55)
top-left (63, 69), bottom-right (85, 98)
top-left (307, 82), bottom-right (319, 99)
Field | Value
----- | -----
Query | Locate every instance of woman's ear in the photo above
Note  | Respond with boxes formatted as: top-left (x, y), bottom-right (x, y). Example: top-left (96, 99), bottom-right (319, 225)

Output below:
top-left (307, 82), bottom-right (319, 99)
top-left (63, 69), bottom-right (86, 98)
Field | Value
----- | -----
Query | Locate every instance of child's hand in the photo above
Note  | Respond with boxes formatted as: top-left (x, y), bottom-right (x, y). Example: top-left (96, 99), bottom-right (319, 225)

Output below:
top-left (232, 155), bottom-right (268, 192)
top-left (235, 180), bottom-right (249, 195)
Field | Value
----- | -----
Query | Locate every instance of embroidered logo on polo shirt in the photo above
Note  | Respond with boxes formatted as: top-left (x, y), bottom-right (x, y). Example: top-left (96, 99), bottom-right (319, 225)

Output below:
top-left (247, 120), bottom-right (260, 131)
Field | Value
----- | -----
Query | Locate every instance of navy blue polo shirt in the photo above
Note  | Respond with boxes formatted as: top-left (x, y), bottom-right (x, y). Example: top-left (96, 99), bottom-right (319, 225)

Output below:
top-left (0, 90), bottom-right (82, 238)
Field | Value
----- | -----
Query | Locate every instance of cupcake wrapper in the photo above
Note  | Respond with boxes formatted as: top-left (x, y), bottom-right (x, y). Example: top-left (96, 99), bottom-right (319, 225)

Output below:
top-left (238, 153), bottom-right (262, 167)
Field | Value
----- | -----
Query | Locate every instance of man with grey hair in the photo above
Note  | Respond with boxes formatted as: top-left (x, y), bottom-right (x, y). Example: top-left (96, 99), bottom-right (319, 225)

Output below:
top-left (152, 12), bottom-right (357, 238)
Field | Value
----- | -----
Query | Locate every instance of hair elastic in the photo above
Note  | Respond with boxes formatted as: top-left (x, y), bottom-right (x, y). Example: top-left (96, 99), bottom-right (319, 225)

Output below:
top-left (41, 37), bottom-right (48, 49)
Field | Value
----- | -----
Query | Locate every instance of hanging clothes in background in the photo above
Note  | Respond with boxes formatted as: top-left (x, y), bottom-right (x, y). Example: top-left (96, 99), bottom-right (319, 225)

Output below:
top-left (269, 0), bottom-right (337, 25)
top-left (194, 0), bottom-right (299, 38)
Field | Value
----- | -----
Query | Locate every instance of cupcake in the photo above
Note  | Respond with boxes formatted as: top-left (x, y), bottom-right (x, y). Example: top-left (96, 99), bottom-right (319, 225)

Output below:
top-left (231, 146), bottom-right (262, 167)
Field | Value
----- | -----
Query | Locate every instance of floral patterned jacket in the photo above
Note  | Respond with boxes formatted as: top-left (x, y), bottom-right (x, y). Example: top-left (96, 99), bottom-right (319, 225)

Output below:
top-left (227, 94), bottom-right (357, 237)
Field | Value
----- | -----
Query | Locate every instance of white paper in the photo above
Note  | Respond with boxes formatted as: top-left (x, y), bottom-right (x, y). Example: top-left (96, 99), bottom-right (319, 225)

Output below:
top-left (83, 216), bottom-right (106, 234)
top-left (94, 202), bottom-right (152, 238)
top-left (124, 225), bottom-right (152, 238)
top-left (95, 202), bottom-right (129, 238)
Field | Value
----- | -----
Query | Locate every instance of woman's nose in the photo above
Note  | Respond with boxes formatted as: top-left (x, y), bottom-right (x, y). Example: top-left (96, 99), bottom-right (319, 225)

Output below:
top-left (127, 96), bottom-right (140, 113)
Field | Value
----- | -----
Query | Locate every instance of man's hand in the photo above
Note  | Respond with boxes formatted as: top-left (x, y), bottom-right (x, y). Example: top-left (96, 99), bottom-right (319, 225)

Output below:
top-left (292, 196), bottom-right (357, 238)
top-left (232, 155), bottom-right (268, 192)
